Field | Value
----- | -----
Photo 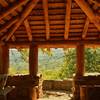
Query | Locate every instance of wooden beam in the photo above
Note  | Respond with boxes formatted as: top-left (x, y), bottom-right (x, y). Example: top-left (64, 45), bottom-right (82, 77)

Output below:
top-left (12, 35), bottom-right (16, 41)
top-left (0, 0), bottom-right (17, 19)
top-left (43, 0), bottom-right (50, 40)
top-left (5, 0), bottom-right (39, 41)
top-left (74, 0), bottom-right (100, 31)
top-left (0, 16), bottom-right (19, 33)
top-left (89, 0), bottom-right (100, 6)
top-left (29, 44), bottom-right (38, 76)
top-left (82, 18), bottom-right (90, 39)
top-left (0, 0), bottom-right (8, 7)
top-left (0, 0), bottom-right (28, 21)
top-left (64, 0), bottom-right (72, 40)
top-left (24, 19), bottom-right (32, 41)
top-left (6, 40), bottom-right (100, 48)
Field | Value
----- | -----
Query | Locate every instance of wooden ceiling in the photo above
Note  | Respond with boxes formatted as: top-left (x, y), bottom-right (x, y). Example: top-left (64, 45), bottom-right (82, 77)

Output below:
top-left (0, 0), bottom-right (100, 47)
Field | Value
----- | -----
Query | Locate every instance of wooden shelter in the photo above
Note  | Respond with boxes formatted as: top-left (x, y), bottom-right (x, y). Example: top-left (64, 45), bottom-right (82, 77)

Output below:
top-left (0, 0), bottom-right (100, 100)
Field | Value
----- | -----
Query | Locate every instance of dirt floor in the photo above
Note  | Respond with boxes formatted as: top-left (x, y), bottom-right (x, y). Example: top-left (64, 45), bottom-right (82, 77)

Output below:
top-left (38, 90), bottom-right (73, 100)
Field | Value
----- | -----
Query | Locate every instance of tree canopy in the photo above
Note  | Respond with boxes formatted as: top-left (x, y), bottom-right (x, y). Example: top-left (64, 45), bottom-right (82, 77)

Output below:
top-left (9, 48), bottom-right (100, 79)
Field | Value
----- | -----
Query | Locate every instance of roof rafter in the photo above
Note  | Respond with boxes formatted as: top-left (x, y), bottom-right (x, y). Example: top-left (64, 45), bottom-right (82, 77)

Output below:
top-left (24, 19), bottom-right (32, 41)
top-left (4, 0), bottom-right (39, 41)
top-left (0, 0), bottom-right (11, 20)
top-left (64, 0), bottom-right (72, 40)
top-left (0, 0), bottom-right (8, 7)
top-left (0, 0), bottom-right (28, 21)
top-left (74, 0), bottom-right (100, 31)
top-left (89, 0), bottom-right (100, 6)
top-left (0, 16), bottom-right (19, 33)
top-left (82, 17), bottom-right (90, 39)
top-left (0, 0), bottom-right (17, 19)
top-left (43, 0), bottom-right (50, 40)
top-left (12, 35), bottom-right (16, 41)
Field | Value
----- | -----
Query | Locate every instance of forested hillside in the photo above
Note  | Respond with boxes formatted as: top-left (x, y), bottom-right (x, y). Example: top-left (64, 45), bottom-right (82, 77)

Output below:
top-left (9, 48), bottom-right (100, 80)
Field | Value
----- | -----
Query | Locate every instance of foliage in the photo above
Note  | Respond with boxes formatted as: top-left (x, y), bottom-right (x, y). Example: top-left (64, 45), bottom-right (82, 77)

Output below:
top-left (17, 49), bottom-right (29, 62)
top-left (9, 49), bottom-right (29, 75)
top-left (41, 48), bottom-right (53, 56)
top-left (58, 48), bottom-right (76, 79)
top-left (40, 68), bottom-right (60, 80)
top-left (9, 48), bottom-right (100, 79)
top-left (85, 48), bottom-right (100, 73)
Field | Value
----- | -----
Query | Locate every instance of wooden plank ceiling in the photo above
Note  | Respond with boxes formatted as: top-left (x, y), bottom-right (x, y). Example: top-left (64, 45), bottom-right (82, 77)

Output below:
top-left (0, 0), bottom-right (100, 46)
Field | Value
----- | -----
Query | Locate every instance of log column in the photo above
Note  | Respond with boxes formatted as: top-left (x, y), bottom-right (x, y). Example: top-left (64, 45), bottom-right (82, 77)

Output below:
top-left (29, 44), bottom-right (38, 77)
top-left (76, 43), bottom-right (84, 76)
top-left (29, 44), bottom-right (38, 100)
top-left (0, 44), bottom-right (9, 100)
top-left (0, 44), bottom-right (9, 74)
top-left (73, 43), bottom-right (85, 100)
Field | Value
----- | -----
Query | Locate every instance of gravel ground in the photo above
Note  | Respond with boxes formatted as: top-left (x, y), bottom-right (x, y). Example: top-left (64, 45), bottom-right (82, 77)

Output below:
top-left (38, 90), bottom-right (73, 100)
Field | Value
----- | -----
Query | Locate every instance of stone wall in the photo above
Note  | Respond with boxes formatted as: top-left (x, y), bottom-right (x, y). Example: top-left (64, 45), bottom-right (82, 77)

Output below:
top-left (43, 79), bottom-right (73, 91)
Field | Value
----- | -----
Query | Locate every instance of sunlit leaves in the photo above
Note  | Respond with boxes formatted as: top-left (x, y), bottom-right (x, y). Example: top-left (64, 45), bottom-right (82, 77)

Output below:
top-left (41, 48), bottom-right (53, 56)
top-left (17, 49), bottom-right (29, 62)
top-left (9, 47), bottom-right (100, 78)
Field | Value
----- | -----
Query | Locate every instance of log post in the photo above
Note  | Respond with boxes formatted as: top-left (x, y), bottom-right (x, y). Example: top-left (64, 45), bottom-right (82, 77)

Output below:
top-left (29, 44), bottom-right (38, 77)
top-left (76, 43), bottom-right (85, 76)
top-left (0, 44), bottom-right (9, 74)
top-left (29, 44), bottom-right (38, 100)
top-left (0, 44), bottom-right (9, 100)
top-left (73, 43), bottom-right (85, 100)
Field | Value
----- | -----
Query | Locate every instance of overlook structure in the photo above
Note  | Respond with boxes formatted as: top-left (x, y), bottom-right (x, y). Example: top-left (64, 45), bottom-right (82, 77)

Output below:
top-left (0, 0), bottom-right (100, 100)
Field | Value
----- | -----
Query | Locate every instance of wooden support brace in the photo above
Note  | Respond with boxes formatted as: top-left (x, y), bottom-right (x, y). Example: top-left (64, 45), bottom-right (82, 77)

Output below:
top-left (24, 19), bottom-right (32, 41)
top-left (64, 0), bottom-right (72, 40)
top-left (82, 18), bottom-right (89, 39)
top-left (43, 0), bottom-right (50, 40)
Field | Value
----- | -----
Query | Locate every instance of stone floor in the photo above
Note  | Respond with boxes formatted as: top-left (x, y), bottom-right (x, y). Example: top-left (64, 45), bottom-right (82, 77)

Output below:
top-left (38, 90), bottom-right (73, 100)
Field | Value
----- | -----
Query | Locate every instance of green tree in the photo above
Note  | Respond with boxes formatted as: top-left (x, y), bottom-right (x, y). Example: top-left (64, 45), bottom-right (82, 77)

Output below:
top-left (9, 48), bottom-right (100, 79)
top-left (58, 48), bottom-right (76, 79)
top-left (85, 48), bottom-right (100, 73)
